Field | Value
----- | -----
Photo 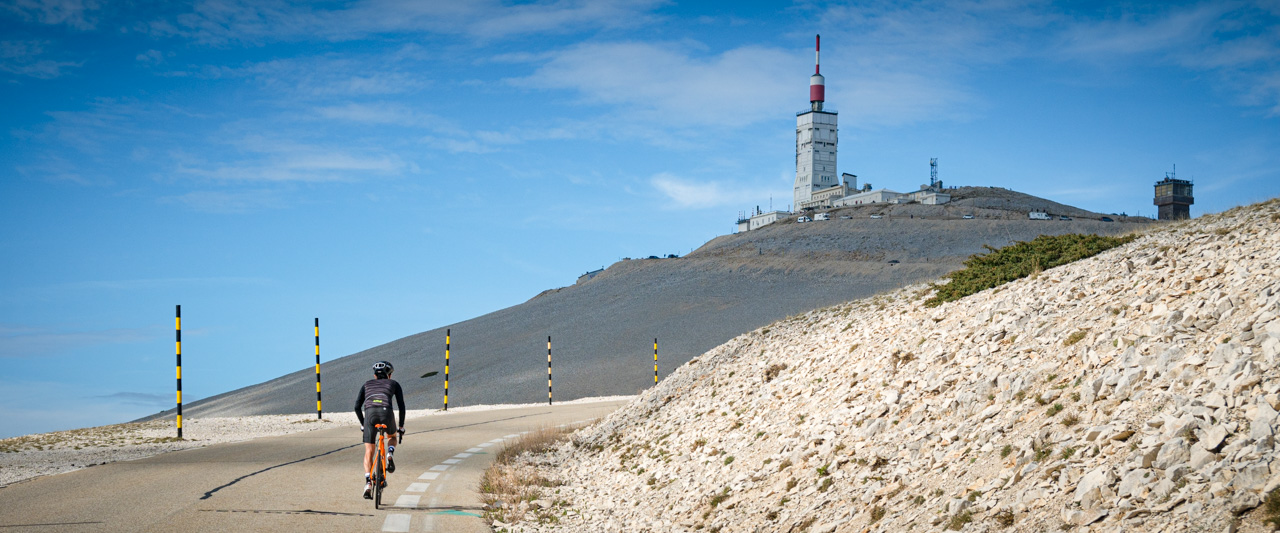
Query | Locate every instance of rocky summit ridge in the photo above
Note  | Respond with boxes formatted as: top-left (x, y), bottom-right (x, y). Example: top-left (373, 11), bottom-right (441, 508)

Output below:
top-left (499, 198), bottom-right (1280, 533)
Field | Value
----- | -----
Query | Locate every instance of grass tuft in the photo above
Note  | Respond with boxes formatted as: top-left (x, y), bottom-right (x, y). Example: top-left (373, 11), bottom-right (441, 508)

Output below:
top-left (479, 425), bottom-right (576, 525)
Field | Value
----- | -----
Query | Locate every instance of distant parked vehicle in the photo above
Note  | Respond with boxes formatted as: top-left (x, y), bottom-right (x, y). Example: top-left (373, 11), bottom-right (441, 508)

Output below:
top-left (1029, 212), bottom-right (1051, 220)
top-left (839, 215), bottom-right (853, 219)
top-left (870, 214), bottom-right (884, 219)
top-left (648, 255), bottom-right (659, 259)
top-left (798, 216), bottom-right (812, 223)
top-left (814, 213), bottom-right (830, 221)
top-left (1059, 216), bottom-right (1072, 221)
top-left (962, 214), bottom-right (974, 219)
top-left (1100, 217), bottom-right (1114, 222)
top-left (888, 260), bottom-right (900, 264)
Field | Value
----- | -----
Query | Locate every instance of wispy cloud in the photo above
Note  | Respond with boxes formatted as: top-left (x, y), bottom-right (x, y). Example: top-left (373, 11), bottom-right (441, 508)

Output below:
top-left (141, 0), bottom-right (667, 45)
top-left (0, 324), bottom-right (155, 358)
top-left (49, 277), bottom-right (272, 291)
top-left (0, 40), bottom-right (81, 79)
top-left (651, 172), bottom-right (780, 210)
top-left (1053, 2), bottom-right (1280, 113)
top-left (92, 392), bottom-right (171, 408)
top-left (512, 41), bottom-right (797, 128)
top-left (3, 0), bottom-right (103, 30)
top-left (197, 55), bottom-right (431, 98)
top-left (170, 134), bottom-right (407, 183)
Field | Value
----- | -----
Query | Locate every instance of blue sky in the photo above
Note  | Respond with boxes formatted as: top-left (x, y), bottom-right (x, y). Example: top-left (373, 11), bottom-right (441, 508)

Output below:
top-left (2, 0), bottom-right (1278, 438)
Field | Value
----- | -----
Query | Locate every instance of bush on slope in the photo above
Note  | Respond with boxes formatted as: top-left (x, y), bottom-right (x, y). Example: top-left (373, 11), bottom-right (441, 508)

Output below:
top-left (925, 233), bottom-right (1136, 307)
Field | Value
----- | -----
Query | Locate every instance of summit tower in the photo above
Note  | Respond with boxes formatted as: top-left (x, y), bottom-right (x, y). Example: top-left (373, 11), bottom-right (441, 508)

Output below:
top-left (794, 34), bottom-right (839, 210)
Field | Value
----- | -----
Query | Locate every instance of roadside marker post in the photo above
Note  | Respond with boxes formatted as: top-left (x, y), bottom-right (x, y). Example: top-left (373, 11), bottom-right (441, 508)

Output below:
top-left (315, 318), bottom-right (322, 419)
top-left (654, 338), bottom-right (659, 385)
top-left (444, 329), bottom-right (450, 411)
top-left (547, 336), bottom-right (553, 405)
top-left (175, 305), bottom-right (182, 439)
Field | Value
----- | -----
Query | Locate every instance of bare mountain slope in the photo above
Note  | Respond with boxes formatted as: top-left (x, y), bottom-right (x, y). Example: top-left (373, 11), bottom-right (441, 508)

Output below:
top-left (163, 191), bottom-right (1152, 420)
top-left (507, 197), bottom-right (1280, 532)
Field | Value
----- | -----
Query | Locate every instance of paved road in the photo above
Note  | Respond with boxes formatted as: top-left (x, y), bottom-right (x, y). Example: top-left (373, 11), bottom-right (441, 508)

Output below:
top-left (0, 400), bottom-right (627, 532)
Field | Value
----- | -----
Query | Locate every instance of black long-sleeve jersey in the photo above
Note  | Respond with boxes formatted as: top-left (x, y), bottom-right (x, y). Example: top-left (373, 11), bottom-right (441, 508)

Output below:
top-left (354, 378), bottom-right (405, 428)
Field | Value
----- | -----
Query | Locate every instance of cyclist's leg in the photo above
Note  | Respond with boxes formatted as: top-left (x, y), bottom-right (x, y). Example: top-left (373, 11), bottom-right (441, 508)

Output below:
top-left (363, 442), bottom-right (375, 473)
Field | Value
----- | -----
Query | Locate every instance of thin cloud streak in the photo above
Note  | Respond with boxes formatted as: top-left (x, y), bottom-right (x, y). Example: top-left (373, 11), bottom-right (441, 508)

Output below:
top-left (0, 325), bottom-right (156, 358)
top-left (139, 0), bottom-right (667, 44)
top-left (651, 173), bottom-right (781, 210)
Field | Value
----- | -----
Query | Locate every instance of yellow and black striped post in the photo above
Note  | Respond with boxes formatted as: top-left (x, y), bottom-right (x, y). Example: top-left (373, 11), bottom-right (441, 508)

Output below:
top-left (654, 338), bottom-right (659, 385)
top-left (314, 318), bottom-right (322, 419)
top-left (175, 305), bottom-right (182, 439)
top-left (444, 329), bottom-right (450, 411)
top-left (547, 336), bottom-right (553, 405)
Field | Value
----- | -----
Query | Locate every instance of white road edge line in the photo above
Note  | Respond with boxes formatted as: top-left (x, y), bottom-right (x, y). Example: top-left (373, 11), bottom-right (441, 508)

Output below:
top-left (382, 514), bottom-right (411, 532)
top-left (406, 482), bottom-right (430, 492)
top-left (428, 464), bottom-right (451, 472)
top-left (394, 495), bottom-right (421, 508)
top-left (442, 459), bottom-right (461, 465)
top-left (418, 472), bottom-right (440, 480)
top-left (453, 453), bottom-right (473, 458)
top-left (466, 447), bottom-right (484, 453)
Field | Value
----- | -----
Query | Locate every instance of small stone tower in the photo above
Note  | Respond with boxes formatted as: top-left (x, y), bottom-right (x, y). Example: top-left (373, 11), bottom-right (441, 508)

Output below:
top-left (1153, 165), bottom-right (1193, 220)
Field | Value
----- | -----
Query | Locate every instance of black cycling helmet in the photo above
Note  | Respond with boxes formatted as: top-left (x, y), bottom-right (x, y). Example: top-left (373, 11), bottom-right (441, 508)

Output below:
top-left (372, 361), bottom-right (393, 377)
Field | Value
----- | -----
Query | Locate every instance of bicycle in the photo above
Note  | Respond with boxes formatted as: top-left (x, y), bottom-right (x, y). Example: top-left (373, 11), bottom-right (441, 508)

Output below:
top-left (369, 423), bottom-right (391, 509)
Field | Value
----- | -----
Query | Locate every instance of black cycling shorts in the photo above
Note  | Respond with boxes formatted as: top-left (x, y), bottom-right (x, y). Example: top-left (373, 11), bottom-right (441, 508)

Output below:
top-left (362, 407), bottom-right (397, 444)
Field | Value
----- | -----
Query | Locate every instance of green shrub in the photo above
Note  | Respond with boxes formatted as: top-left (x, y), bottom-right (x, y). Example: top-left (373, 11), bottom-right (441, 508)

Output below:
top-left (994, 510), bottom-right (1015, 528)
top-left (946, 511), bottom-right (973, 530)
top-left (925, 234), bottom-right (1136, 307)
top-left (1264, 487), bottom-right (1280, 529)
top-left (869, 506), bottom-right (886, 524)
top-left (1064, 330), bottom-right (1088, 346)
top-left (764, 363), bottom-right (788, 382)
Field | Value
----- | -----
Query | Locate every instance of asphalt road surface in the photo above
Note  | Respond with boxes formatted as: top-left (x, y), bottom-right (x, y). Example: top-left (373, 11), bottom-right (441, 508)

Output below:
top-left (0, 400), bottom-right (628, 532)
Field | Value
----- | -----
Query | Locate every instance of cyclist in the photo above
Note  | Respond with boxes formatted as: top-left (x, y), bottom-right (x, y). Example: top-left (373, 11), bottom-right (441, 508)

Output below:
top-left (355, 360), bottom-right (406, 499)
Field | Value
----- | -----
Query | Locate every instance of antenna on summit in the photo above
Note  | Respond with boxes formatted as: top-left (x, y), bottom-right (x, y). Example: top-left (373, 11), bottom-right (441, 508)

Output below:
top-left (809, 34), bottom-right (825, 111)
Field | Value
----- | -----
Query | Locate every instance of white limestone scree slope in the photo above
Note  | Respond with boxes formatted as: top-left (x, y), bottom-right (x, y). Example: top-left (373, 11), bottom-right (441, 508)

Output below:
top-left (498, 197), bottom-right (1280, 533)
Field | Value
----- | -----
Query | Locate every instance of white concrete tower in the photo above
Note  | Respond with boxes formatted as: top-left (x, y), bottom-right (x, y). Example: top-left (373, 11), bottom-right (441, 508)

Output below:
top-left (794, 34), bottom-right (838, 209)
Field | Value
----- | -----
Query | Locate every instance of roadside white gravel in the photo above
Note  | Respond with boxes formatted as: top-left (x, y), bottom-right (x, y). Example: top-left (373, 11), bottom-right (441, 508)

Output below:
top-left (0, 395), bottom-right (633, 488)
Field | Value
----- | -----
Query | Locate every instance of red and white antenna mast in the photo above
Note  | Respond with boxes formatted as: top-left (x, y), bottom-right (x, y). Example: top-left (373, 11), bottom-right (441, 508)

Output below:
top-left (809, 34), bottom-right (825, 111)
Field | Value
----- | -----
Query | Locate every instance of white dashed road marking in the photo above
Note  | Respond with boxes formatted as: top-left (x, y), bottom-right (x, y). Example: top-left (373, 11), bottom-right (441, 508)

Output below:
top-left (418, 472), bottom-right (439, 480)
top-left (466, 447), bottom-right (483, 453)
top-left (394, 495), bottom-right (420, 508)
top-left (442, 459), bottom-right (461, 465)
top-left (428, 464), bottom-right (450, 471)
top-left (479, 442), bottom-right (495, 447)
top-left (502, 434), bottom-right (519, 439)
top-left (406, 483), bottom-right (429, 492)
top-left (453, 453), bottom-right (472, 458)
top-left (382, 514), bottom-right (410, 532)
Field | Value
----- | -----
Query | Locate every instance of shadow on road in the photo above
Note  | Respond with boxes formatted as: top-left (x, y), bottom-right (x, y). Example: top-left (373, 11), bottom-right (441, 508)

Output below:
top-left (199, 509), bottom-right (375, 517)
top-left (198, 411), bottom-right (549, 500)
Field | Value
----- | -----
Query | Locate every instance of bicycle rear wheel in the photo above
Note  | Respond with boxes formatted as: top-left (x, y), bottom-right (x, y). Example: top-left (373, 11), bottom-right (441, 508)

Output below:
top-left (373, 458), bottom-right (381, 507)
top-left (374, 448), bottom-right (385, 508)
